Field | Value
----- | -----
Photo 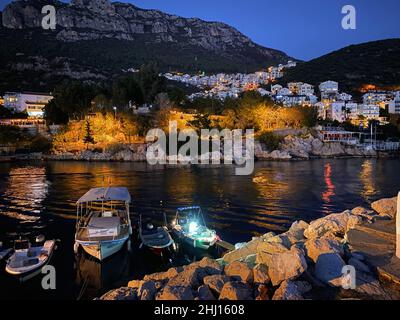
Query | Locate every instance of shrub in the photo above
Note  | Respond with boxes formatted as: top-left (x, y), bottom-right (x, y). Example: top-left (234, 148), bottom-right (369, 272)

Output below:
top-left (258, 132), bottom-right (283, 151)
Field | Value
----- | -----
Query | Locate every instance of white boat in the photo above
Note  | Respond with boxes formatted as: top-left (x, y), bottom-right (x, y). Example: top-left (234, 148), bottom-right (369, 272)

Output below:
top-left (74, 187), bottom-right (133, 261)
top-left (6, 238), bottom-right (56, 281)
top-left (139, 215), bottom-right (175, 256)
top-left (172, 206), bottom-right (218, 250)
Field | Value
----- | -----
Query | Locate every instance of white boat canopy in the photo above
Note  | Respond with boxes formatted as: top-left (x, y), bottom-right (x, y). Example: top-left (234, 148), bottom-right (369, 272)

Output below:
top-left (77, 187), bottom-right (131, 204)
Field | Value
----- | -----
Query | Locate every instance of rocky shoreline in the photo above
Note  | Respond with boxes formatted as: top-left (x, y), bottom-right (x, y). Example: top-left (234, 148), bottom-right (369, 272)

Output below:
top-left (99, 196), bottom-right (400, 301)
top-left (3, 134), bottom-right (396, 163)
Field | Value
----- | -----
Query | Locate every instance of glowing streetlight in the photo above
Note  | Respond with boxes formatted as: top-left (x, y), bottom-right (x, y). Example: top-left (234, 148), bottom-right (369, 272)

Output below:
top-left (113, 106), bottom-right (117, 118)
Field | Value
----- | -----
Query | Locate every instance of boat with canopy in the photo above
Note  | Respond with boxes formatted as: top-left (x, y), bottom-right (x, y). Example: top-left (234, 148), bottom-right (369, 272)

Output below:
top-left (74, 187), bottom-right (132, 261)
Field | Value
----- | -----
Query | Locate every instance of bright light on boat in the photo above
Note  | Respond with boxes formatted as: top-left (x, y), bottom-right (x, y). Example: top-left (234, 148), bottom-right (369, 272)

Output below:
top-left (189, 221), bottom-right (198, 234)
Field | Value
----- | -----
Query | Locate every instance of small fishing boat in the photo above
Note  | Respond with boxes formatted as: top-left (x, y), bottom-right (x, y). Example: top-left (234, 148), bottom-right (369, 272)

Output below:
top-left (74, 187), bottom-right (133, 261)
top-left (139, 215), bottom-right (174, 255)
top-left (171, 206), bottom-right (218, 250)
top-left (6, 238), bottom-right (56, 281)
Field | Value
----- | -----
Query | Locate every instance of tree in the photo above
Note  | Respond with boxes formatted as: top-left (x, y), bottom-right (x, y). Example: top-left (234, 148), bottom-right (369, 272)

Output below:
top-left (188, 113), bottom-right (212, 133)
top-left (136, 62), bottom-right (166, 103)
top-left (44, 99), bottom-right (69, 125)
top-left (83, 119), bottom-right (95, 149)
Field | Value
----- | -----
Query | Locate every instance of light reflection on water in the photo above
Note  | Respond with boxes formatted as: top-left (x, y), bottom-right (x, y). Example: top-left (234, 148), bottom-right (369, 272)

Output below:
top-left (0, 158), bottom-right (399, 299)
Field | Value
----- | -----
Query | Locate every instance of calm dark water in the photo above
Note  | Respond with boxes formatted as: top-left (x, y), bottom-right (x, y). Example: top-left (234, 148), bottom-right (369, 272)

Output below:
top-left (0, 159), bottom-right (399, 300)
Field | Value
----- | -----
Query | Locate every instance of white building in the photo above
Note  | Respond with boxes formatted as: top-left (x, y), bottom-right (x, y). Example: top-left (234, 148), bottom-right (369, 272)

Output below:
top-left (337, 92), bottom-right (352, 101)
top-left (299, 83), bottom-right (314, 96)
top-left (360, 104), bottom-right (380, 120)
top-left (389, 91), bottom-right (400, 114)
top-left (345, 103), bottom-right (359, 119)
top-left (4, 92), bottom-right (53, 118)
top-left (329, 102), bottom-right (346, 123)
top-left (363, 92), bottom-right (389, 104)
top-left (319, 81), bottom-right (339, 94)
top-left (271, 84), bottom-right (283, 95)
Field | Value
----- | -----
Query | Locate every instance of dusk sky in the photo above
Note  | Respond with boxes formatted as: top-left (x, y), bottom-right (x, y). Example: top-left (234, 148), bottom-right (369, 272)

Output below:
top-left (0, 0), bottom-right (399, 60)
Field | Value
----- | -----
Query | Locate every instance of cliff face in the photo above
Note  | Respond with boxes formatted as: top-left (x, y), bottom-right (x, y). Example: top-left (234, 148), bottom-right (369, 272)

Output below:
top-left (2, 0), bottom-right (281, 56)
top-left (0, 0), bottom-right (292, 93)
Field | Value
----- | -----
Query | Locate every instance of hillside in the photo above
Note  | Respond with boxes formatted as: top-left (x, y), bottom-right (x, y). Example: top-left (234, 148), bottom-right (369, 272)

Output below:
top-left (0, 0), bottom-right (292, 93)
top-left (282, 39), bottom-right (400, 93)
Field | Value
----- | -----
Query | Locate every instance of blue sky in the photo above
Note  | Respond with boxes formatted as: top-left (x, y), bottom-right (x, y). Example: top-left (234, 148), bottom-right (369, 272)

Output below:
top-left (1, 0), bottom-right (399, 61)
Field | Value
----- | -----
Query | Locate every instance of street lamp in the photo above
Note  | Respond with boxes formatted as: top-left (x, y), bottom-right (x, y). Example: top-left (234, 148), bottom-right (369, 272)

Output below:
top-left (113, 106), bottom-right (117, 119)
top-left (397, 192), bottom-right (400, 259)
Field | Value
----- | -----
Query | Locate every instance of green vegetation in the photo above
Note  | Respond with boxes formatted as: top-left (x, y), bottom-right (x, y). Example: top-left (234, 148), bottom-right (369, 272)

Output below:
top-left (258, 132), bottom-right (284, 151)
top-left (282, 39), bottom-right (400, 93)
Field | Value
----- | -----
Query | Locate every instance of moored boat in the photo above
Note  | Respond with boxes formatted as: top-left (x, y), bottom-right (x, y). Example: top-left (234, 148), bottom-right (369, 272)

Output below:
top-left (5, 238), bottom-right (56, 282)
top-left (74, 187), bottom-right (133, 261)
top-left (171, 206), bottom-right (218, 250)
top-left (139, 215), bottom-right (175, 256)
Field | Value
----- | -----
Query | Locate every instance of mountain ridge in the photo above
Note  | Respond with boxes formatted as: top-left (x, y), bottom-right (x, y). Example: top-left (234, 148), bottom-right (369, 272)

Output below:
top-left (0, 0), bottom-right (293, 93)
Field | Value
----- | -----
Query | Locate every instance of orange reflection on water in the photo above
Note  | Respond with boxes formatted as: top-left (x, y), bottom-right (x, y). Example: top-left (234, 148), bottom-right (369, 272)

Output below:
top-left (360, 160), bottom-right (376, 201)
top-left (322, 163), bottom-right (335, 205)
top-left (1, 166), bottom-right (49, 221)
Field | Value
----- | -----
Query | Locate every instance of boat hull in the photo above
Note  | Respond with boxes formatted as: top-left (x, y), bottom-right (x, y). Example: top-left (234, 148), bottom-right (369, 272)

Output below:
top-left (77, 237), bottom-right (128, 261)
top-left (172, 230), bottom-right (217, 250)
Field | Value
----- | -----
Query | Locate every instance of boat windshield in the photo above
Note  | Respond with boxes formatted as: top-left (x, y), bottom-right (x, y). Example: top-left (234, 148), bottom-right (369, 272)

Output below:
top-left (176, 207), bottom-right (206, 228)
top-left (14, 240), bottom-right (30, 250)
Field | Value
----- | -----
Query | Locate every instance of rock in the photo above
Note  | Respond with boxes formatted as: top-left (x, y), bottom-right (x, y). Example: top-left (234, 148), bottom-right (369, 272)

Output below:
top-left (268, 247), bottom-right (308, 286)
top-left (351, 206), bottom-right (375, 218)
top-left (268, 150), bottom-right (292, 160)
top-left (203, 275), bottom-right (231, 295)
top-left (253, 264), bottom-right (270, 285)
top-left (225, 261), bottom-right (253, 283)
top-left (284, 220), bottom-right (309, 244)
top-left (100, 287), bottom-right (137, 300)
top-left (304, 210), bottom-right (362, 239)
top-left (304, 238), bottom-right (344, 263)
top-left (139, 280), bottom-right (157, 300)
top-left (244, 254), bottom-right (257, 268)
top-left (167, 265), bottom-right (203, 288)
top-left (314, 253), bottom-right (346, 287)
top-left (353, 271), bottom-right (393, 299)
top-left (266, 234), bottom-right (292, 249)
top-left (156, 286), bottom-right (194, 300)
top-left (371, 197), bottom-right (397, 219)
top-left (348, 258), bottom-right (370, 273)
top-left (219, 282), bottom-right (253, 300)
top-left (127, 279), bottom-right (144, 289)
top-left (272, 280), bottom-right (312, 300)
top-left (257, 240), bottom-right (288, 255)
top-left (144, 267), bottom-right (183, 282)
top-left (196, 257), bottom-right (223, 274)
top-left (197, 285), bottom-right (216, 300)
top-left (222, 237), bottom-right (263, 264)
top-left (255, 284), bottom-right (269, 300)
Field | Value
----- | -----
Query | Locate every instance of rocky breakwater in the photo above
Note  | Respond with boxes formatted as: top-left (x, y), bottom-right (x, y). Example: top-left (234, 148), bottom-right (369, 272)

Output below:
top-left (255, 134), bottom-right (377, 161)
top-left (100, 196), bottom-right (399, 300)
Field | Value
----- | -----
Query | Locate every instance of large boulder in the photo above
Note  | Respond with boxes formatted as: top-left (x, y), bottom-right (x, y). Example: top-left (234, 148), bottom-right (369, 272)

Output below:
top-left (284, 220), bottom-right (309, 245)
top-left (257, 241), bottom-right (289, 255)
top-left (222, 237), bottom-right (264, 264)
top-left (100, 287), bottom-right (137, 301)
top-left (253, 264), bottom-right (270, 285)
top-left (304, 211), bottom-right (362, 239)
top-left (272, 280), bottom-right (312, 300)
top-left (314, 253), bottom-right (346, 287)
top-left (265, 234), bottom-right (292, 249)
top-left (304, 238), bottom-right (344, 263)
top-left (371, 197), bottom-right (397, 219)
top-left (166, 265), bottom-right (203, 288)
top-left (219, 281), bottom-right (253, 300)
top-left (143, 267), bottom-right (183, 282)
top-left (268, 247), bottom-right (308, 286)
top-left (156, 286), bottom-right (194, 300)
top-left (224, 261), bottom-right (253, 283)
top-left (203, 275), bottom-right (231, 295)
